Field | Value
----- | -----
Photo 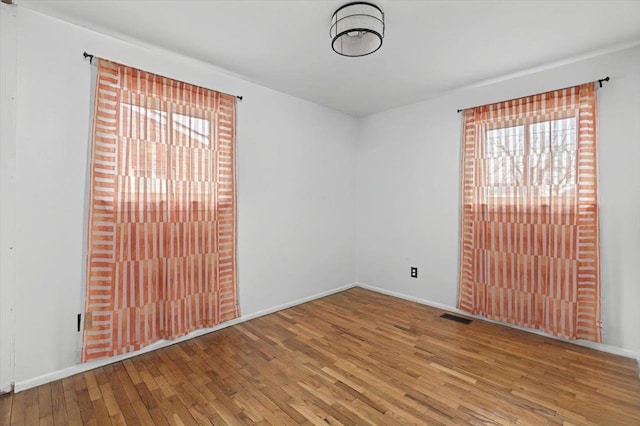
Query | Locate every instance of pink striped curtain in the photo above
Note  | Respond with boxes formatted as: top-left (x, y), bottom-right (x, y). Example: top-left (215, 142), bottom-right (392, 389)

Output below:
top-left (458, 83), bottom-right (601, 342)
top-left (82, 59), bottom-right (238, 361)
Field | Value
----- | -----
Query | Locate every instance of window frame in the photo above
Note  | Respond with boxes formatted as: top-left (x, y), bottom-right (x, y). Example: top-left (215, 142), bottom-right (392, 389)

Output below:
top-left (478, 109), bottom-right (579, 207)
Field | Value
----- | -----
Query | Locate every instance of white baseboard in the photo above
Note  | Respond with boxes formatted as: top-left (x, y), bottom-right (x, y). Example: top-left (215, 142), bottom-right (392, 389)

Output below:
top-left (356, 282), bottom-right (640, 362)
top-left (14, 282), bottom-right (357, 393)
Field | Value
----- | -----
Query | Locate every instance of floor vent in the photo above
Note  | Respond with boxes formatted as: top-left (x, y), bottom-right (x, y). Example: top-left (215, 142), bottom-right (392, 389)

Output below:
top-left (440, 313), bottom-right (472, 324)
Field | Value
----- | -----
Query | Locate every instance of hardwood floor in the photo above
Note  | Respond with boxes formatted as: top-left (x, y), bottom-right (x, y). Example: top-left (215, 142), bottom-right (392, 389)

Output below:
top-left (1, 287), bottom-right (639, 425)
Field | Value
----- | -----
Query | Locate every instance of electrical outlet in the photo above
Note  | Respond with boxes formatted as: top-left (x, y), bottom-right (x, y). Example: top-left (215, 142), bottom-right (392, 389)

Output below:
top-left (410, 267), bottom-right (418, 278)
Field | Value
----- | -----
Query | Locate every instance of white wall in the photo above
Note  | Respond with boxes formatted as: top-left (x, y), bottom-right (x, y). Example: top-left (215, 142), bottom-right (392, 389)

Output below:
top-left (0, 3), bottom-right (18, 393)
top-left (7, 7), bottom-right (357, 386)
top-left (356, 45), bottom-right (640, 356)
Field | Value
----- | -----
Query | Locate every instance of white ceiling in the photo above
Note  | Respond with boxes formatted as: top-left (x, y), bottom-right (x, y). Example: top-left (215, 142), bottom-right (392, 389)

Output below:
top-left (17, 0), bottom-right (640, 116)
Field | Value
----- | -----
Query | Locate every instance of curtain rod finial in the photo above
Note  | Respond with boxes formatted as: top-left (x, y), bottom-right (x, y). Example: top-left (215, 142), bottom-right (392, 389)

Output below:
top-left (83, 51), bottom-right (94, 64)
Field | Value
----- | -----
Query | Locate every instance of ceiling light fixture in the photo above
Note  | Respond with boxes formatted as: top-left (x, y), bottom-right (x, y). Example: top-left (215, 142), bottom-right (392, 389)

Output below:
top-left (330, 2), bottom-right (384, 57)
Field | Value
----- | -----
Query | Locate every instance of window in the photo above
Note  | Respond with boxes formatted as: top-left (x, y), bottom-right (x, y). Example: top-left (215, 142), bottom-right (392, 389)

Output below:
top-left (119, 103), bottom-right (212, 187)
top-left (482, 116), bottom-right (577, 203)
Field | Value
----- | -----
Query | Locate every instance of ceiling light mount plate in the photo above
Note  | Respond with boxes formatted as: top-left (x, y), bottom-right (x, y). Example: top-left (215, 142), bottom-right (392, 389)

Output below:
top-left (330, 2), bottom-right (385, 57)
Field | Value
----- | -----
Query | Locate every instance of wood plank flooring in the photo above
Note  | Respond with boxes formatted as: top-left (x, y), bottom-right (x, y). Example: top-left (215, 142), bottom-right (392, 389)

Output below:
top-left (1, 287), bottom-right (639, 425)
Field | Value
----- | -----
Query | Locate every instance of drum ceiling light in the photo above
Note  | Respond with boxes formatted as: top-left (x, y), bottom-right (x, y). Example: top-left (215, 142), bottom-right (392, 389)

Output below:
top-left (330, 2), bottom-right (385, 57)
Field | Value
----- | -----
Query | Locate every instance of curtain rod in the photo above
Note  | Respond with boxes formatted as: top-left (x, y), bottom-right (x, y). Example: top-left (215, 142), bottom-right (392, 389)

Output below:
top-left (456, 76), bottom-right (610, 113)
top-left (83, 52), bottom-right (244, 101)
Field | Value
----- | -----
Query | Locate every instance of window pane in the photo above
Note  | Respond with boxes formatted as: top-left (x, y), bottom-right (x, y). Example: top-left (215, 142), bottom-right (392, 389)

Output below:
top-left (550, 117), bottom-right (577, 152)
top-left (551, 117), bottom-right (577, 189)
top-left (485, 125), bottom-right (525, 187)
top-left (120, 102), bottom-right (168, 143)
top-left (529, 120), bottom-right (549, 154)
top-left (172, 112), bottom-right (210, 147)
top-left (529, 117), bottom-right (576, 189)
top-left (119, 103), bottom-right (169, 182)
top-left (485, 125), bottom-right (525, 158)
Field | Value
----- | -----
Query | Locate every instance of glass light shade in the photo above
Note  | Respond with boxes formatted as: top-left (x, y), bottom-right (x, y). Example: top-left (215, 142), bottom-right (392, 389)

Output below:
top-left (330, 2), bottom-right (384, 57)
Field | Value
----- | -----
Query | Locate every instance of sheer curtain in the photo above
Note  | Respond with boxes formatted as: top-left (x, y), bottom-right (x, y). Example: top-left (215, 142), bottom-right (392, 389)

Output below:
top-left (458, 83), bottom-right (601, 342)
top-left (82, 59), bottom-right (238, 361)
